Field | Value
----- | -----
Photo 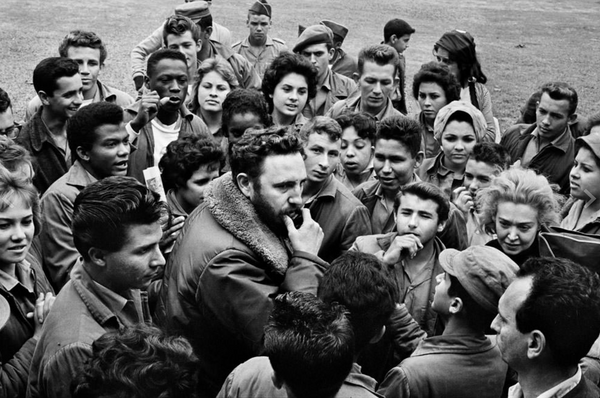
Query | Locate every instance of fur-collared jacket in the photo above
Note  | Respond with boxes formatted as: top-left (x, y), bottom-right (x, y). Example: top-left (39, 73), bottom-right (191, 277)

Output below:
top-left (156, 172), bottom-right (327, 398)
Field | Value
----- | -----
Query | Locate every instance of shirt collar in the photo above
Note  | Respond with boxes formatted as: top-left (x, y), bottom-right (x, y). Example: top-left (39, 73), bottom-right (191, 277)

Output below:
top-left (0, 261), bottom-right (34, 293)
top-left (66, 160), bottom-right (98, 188)
top-left (509, 366), bottom-right (581, 398)
top-left (532, 125), bottom-right (573, 153)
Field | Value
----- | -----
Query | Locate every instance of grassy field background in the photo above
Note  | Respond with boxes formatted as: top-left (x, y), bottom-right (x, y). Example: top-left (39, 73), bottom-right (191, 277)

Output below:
top-left (1, 0), bottom-right (598, 131)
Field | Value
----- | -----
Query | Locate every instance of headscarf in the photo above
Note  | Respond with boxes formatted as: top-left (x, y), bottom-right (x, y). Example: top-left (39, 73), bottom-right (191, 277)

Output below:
top-left (434, 101), bottom-right (487, 142)
top-left (435, 29), bottom-right (477, 66)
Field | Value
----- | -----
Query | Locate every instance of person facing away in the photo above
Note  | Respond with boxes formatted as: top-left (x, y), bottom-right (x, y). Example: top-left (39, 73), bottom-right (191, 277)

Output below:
top-left (378, 245), bottom-right (519, 398)
top-left (492, 257), bottom-right (600, 398)
top-left (27, 177), bottom-right (166, 398)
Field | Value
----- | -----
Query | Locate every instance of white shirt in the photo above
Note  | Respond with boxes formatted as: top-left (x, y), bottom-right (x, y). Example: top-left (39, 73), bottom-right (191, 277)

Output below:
top-left (151, 116), bottom-right (181, 166)
top-left (508, 366), bottom-right (582, 398)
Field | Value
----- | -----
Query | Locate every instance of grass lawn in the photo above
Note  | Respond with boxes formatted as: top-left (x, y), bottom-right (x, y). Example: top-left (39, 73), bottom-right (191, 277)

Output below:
top-left (1, 0), bottom-right (598, 131)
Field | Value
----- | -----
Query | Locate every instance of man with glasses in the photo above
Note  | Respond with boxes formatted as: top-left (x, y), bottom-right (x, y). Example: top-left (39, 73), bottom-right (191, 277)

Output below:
top-left (0, 87), bottom-right (22, 139)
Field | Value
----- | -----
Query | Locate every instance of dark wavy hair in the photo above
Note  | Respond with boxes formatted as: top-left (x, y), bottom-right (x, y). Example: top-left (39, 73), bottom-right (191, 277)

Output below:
top-left (71, 324), bottom-right (199, 398)
top-left (318, 252), bottom-right (397, 352)
top-left (265, 292), bottom-right (354, 398)
top-left (159, 135), bottom-right (224, 191)
top-left (33, 57), bottom-right (80, 96)
top-left (72, 176), bottom-right (167, 260)
top-left (335, 112), bottom-right (377, 142)
top-left (394, 181), bottom-right (450, 223)
top-left (358, 44), bottom-right (399, 76)
top-left (261, 52), bottom-right (317, 113)
top-left (59, 30), bottom-right (107, 64)
top-left (412, 62), bottom-right (461, 103)
top-left (470, 142), bottom-right (511, 170)
top-left (516, 257), bottom-right (600, 368)
top-left (222, 89), bottom-right (272, 139)
top-left (163, 15), bottom-right (201, 43)
top-left (230, 125), bottom-right (304, 186)
top-left (376, 115), bottom-right (423, 158)
top-left (0, 87), bottom-right (12, 113)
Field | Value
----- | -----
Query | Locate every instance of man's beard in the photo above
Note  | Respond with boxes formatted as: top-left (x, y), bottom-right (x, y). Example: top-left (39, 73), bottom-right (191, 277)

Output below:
top-left (252, 191), bottom-right (289, 238)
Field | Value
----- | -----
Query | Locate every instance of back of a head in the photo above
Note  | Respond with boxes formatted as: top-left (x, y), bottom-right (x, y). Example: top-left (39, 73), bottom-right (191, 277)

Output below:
top-left (0, 135), bottom-right (33, 175)
top-left (229, 126), bottom-right (303, 186)
top-left (470, 142), bottom-right (511, 170)
top-left (376, 115), bottom-right (423, 158)
top-left (33, 57), bottom-right (80, 95)
top-left (318, 252), bottom-right (398, 352)
top-left (58, 30), bottom-right (107, 64)
top-left (516, 257), bottom-right (600, 368)
top-left (265, 291), bottom-right (354, 398)
top-left (540, 82), bottom-right (578, 116)
top-left (71, 324), bottom-right (199, 398)
top-left (72, 176), bottom-right (166, 261)
top-left (67, 102), bottom-right (124, 163)
top-left (412, 61), bottom-right (461, 103)
top-left (358, 44), bottom-right (399, 76)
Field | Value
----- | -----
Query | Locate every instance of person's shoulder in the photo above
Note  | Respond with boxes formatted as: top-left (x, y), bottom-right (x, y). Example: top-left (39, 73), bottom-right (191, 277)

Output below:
top-left (353, 179), bottom-right (380, 197)
top-left (353, 232), bottom-right (397, 251)
top-left (100, 82), bottom-right (135, 107)
top-left (333, 178), bottom-right (367, 205)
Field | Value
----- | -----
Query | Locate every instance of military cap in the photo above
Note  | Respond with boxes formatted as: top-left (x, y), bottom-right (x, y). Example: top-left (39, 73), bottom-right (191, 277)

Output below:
top-left (293, 24), bottom-right (333, 53)
top-left (249, 0), bottom-right (271, 18)
top-left (175, 1), bottom-right (211, 23)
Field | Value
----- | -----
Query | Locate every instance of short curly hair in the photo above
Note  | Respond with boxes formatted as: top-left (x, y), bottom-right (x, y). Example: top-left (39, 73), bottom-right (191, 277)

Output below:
top-left (71, 324), bottom-right (199, 398)
top-left (159, 135), bottom-right (224, 191)
top-left (412, 61), bottom-right (461, 104)
top-left (476, 167), bottom-right (559, 234)
top-left (59, 30), bottom-right (107, 65)
top-left (261, 52), bottom-right (317, 113)
top-left (222, 89), bottom-right (272, 140)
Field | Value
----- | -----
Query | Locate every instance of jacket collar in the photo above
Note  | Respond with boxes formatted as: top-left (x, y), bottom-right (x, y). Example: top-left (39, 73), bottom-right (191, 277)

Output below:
top-left (29, 108), bottom-right (55, 152)
top-left (66, 160), bottom-right (97, 188)
top-left (412, 334), bottom-right (495, 356)
top-left (206, 172), bottom-right (290, 275)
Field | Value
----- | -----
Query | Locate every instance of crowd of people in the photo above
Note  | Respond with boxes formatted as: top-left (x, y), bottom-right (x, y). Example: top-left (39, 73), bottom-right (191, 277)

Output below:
top-left (1, 0), bottom-right (600, 397)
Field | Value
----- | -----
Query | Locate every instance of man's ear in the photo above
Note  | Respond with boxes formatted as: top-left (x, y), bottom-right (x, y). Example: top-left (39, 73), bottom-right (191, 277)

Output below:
top-left (88, 247), bottom-right (107, 268)
top-left (369, 325), bottom-right (386, 344)
top-left (414, 151), bottom-right (424, 169)
top-left (437, 220), bottom-right (447, 233)
top-left (38, 91), bottom-right (51, 106)
top-left (390, 34), bottom-right (398, 44)
top-left (328, 47), bottom-right (335, 62)
top-left (236, 172), bottom-right (254, 199)
top-left (204, 26), bottom-right (213, 40)
top-left (76, 146), bottom-right (90, 162)
top-left (568, 113), bottom-right (577, 125)
top-left (527, 330), bottom-right (546, 360)
top-left (449, 297), bottom-right (463, 314)
top-left (196, 38), bottom-right (203, 50)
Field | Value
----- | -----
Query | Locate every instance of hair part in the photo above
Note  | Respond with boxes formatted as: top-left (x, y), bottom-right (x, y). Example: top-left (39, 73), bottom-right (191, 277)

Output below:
top-left (540, 82), bottom-right (578, 116)
top-left (163, 15), bottom-right (202, 44)
top-left (58, 30), bottom-right (107, 65)
top-left (72, 177), bottom-right (167, 260)
top-left (265, 292), bottom-right (354, 398)
top-left (299, 116), bottom-right (342, 143)
top-left (189, 57), bottom-right (239, 114)
top-left (516, 257), bottom-right (600, 368)
top-left (261, 52), bottom-right (318, 113)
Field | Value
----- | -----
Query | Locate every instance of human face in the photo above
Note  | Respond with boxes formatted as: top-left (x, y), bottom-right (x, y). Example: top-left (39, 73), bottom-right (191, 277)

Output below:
top-left (464, 159), bottom-right (500, 197)
top-left (303, 132), bottom-right (340, 185)
top-left (374, 139), bottom-right (420, 196)
top-left (272, 73), bottom-right (308, 121)
top-left (176, 161), bottom-right (220, 212)
top-left (165, 31), bottom-right (200, 74)
top-left (147, 59), bottom-right (189, 111)
top-left (536, 92), bottom-right (572, 142)
top-left (358, 61), bottom-right (396, 116)
top-left (495, 202), bottom-right (539, 256)
top-left (197, 71), bottom-right (231, 114)
top-left (247, 14), bottom-right (271, 44)
top-left (81, 122), bottom-right (130, 179)
top-left (570, 147), bottom-right (600, 203)
top-left (247, 153), bottom-right (306, 235)
top-left (340, 126), bottom-right (373, 176)
top-left (66, 46), bottom-right (102, 97)
top-left (395, 193), bottom-right (443, 244)
top-left (492, 276), bottom-right (533, 369)
top-left (0, 198), bottom-right (35, 269)
top-left (300, 43), bottom-right (332, 79)
top-left (103, 222), bottom-right (165, 294)
top-left (0, 107), bottom-right (19, 138)
top-left (433, 47), bottom-right (460, 81)
top-left (392, 34), bottom-right (411, 54)
top-left (418, 82), bottom-right (448, 123)
top-left (440, 120), bottom-right (477, 169)
top-left (42, 74), bottom-right (83, 119)
top-left (227, 112), bottom-right (263, 144)
top-left (432, 272), bottom-right (453, 315)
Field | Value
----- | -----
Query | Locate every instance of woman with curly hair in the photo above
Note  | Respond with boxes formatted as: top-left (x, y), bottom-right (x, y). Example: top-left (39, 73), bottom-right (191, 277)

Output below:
top-left (261, 52), bottom-right (317, 129)
top-left (189, 58), bottom-right (239, 142)
top-left (159, 135), bottom-right (224, 216)
top-left (477, 167), bottom-right (560, 266)
top-left (433, 30), bottom-right (497, 141)
top-left (412, 62), bottom-right (461, 158)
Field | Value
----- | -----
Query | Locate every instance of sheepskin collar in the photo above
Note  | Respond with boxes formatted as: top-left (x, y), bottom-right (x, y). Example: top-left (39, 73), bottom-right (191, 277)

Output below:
top-left (206, 172), bottom-right (290, 275)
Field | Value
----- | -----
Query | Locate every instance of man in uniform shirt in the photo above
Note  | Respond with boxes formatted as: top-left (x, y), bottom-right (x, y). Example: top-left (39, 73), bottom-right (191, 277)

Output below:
top-left (232, 0), bottom-right (288, 79)
top-left (320, 20), bottom-right (358, 80)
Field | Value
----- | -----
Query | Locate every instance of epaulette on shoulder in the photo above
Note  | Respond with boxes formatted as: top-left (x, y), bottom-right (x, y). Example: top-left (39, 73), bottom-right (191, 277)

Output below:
top-left (232, 40), bottom-right (242, 49)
